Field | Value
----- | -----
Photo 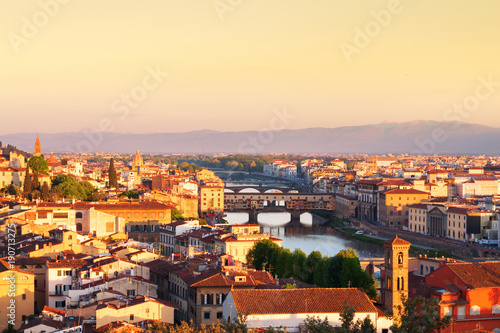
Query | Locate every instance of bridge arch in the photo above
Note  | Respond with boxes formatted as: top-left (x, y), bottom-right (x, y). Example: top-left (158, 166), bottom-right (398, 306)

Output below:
top-left (264, 189), bottom-right (283, 193)
top-left (239, 188), bottom-right (261, 194)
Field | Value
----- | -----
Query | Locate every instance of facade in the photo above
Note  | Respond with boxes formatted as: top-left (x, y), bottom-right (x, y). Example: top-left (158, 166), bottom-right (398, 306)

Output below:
top-left (335, 193), bottom-right (358, 218)
top-left (0, 260), bottom-right (35, 331)
top-left (73, 201), bottom-right (173, 241)
top-left (95, 296), bottom-right (177, 328)
top-left (45, 259), bottom-right (88, 309)
top-left (378, 188), bottom-right (430, 229)
top-left (75, 207), bottom-right (126, 237)
top-left (426, 262), bottom-right (500, 332)
top-left (214, 225), bottom-right (283, 263)
top-left (199, 185), bottom-right (224, 213)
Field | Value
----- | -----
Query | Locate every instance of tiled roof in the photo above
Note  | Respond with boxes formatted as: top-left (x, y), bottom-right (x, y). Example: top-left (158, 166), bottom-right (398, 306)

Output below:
top-left (380, 188), bottom-right (430, 195)
top-left (230, 288), bottom-right (377, 315)
top-left (19, 317), bottom-right (65, 331)
top-left (13, 256), bottom-right (51, 266)
top-left (446, 262), bottom-right (500, 289)
top-left (47, 259), bottom-right (88, 269)
top-left (383, 236), bottom-right (411, 246)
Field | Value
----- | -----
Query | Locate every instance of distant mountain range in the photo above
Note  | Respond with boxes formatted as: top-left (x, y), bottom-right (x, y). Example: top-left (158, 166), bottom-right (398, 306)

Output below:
top-left (2, 121), bottom-right (499, 155)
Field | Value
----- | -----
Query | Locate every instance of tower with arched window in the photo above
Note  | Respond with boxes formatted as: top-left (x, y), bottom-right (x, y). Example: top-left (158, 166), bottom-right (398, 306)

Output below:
top-left (382, 235), bottom-right (411, 323)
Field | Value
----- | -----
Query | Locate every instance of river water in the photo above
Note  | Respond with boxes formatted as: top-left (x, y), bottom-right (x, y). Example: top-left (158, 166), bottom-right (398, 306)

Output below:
top-left (224, 212), bottom-right (385, 260)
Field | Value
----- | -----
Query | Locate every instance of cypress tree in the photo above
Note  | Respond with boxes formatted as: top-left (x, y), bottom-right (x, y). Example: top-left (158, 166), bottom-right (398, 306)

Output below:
top-left (41, 182), bottom-right (50, 201)
top-left (23, 165), bottom-right (31, 198)
top-left (108, 158), bottom-right (118, 189)
top-left (33, 173), bottom-right (40, 191)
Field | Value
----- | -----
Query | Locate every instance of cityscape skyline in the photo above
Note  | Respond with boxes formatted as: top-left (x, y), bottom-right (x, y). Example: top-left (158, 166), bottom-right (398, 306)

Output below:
top-left (1, 1), bottom-right (499, 135)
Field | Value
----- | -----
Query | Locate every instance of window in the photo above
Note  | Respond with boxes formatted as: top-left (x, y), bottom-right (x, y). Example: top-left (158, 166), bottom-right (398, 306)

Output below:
top-left (398, 252), bottom-right (403, 265)
top-left (22, 294), bottom-right (26, 300)
top-left (470, 305), bottom-right (480, 316)
top-left (54, 213), bottom-right (68, 219)
top-left (204, 312), bottom-right (210, 319)
top-left (443, 306), bottom-right (452, 317)
top-left (76, 223), bottom-right (82, 232)
top-left (57, 270), bottom-right (62, 276)
top-left (130, 314), bottom-right (134, 321)
top-left (128, 289), bottom-right (135, 297)
top-left (217, 312), bottom-right (223, 319)
top-left (493, 304), bottom-right (500, 314)
top-left (76, 212), bottom-right (83, 219)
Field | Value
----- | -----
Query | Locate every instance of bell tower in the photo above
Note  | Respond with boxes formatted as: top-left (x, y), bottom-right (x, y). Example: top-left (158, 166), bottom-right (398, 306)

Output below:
top-left (383, 236), bottom-right (411, 323)
top-left (34, 134), bottom-right (42, 156)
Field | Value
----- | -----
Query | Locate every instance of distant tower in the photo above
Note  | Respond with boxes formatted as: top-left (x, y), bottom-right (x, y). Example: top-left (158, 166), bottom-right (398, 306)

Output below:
top-left (132, 150), bottom-right (144, 171)
top-left (34, 134), bottom-right (42, 156)
top-left (382, 236), bottom-right (411, 323)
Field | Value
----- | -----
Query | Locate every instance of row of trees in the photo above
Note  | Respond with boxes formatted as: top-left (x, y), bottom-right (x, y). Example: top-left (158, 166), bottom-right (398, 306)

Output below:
top-left (246, 240), bottom-right (377, 299)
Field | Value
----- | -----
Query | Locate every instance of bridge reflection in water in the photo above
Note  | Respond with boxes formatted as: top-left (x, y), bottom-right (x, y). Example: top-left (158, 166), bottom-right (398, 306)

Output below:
top-left (224, 212), bottom-right (385, 258)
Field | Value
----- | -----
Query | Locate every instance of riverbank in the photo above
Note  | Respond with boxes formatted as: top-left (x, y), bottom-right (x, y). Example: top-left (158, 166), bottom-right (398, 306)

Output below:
top-left (338, 227), bottom-right (459, 259)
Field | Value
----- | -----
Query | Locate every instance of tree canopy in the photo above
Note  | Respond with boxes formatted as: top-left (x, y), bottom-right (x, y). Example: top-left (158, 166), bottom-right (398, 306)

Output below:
top-left (28, 155), bottom-right (49, 174)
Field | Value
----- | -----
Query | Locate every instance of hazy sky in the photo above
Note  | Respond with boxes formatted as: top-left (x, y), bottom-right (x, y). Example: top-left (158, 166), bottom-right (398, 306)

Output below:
top-left (1, 0), bottom-right (499, 134)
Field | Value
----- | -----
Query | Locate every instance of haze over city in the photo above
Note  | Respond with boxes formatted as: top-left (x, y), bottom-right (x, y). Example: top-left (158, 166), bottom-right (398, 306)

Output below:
top-left (1, 0), bottom-right (500, 136)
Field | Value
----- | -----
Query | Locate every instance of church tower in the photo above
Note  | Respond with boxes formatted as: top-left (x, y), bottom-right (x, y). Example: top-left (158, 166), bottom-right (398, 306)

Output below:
top-left (382, 236), bottom-right (411, 323)
top-left (34, 134), bottom-right (42, 156)
top-left (132, 150), bottom-right (144, 172)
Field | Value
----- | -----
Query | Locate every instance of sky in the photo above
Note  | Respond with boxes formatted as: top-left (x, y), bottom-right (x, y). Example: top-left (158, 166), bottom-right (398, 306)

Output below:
top-left (1, 0), bottom-right (499, 135)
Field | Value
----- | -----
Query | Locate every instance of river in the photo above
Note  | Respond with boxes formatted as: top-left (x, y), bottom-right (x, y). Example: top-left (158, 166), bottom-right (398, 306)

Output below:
top-left (224, 212), bottom-right (385, 260)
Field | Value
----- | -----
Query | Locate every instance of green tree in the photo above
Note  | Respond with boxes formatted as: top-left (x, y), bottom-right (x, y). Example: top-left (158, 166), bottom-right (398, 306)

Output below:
top-left (390, 295), bottom-right (451, 333)
top-left (246, 239), bottom-right (280, 271)
top-left (28, 155), bottom-right (49, 174)
top-left (1, 324), bottom-right (19, 333)
top-left (23, 165), bottom-right (31, 198)
top-left (41, 182), bottom-right (50, 201)
top-left (275, 248), bottom-right (292, 278)
top-left (32, 173), bottom-right (40, 191)
top-left (171, 208), bottom-right (185, 221)
top-left (313, 257), bottom-right (328, 287)
top-left (284, 283), bottom-right (297, 289)
top-left (303, 315), bottom-right (334, 333)
top-left (305, 251), bottom-right (323, 284)
top-left (119, 190), bottom-right (139, 199)
top-left (292, 248), bottom-right (307, 281)
top-left (108, 158), bottom-right (118, 189)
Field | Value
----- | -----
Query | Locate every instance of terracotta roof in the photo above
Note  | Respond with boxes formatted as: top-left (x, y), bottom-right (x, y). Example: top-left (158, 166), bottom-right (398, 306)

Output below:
top-left (445, 262), bottom-right (500, 289)
top-left (43, 305), bottom-right (67, 315)
top-left (383, 236), bottom-right (411, 246)
top-left (19, 317), bottom-right (65, 331)
top-left (230, 288), bottom-right (377, 315)
top-left (47, 259), bottom-right (88, 269)
top-left (380, 188), bottom-right (430, 195)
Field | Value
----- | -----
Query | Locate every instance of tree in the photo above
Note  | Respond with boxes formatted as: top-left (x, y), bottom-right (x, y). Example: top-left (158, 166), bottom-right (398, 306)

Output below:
top-left (335, 304), bottom-right (375, 333)
top-left (246, 239), bottom-right (280, 271)
top-left (171, 208), bottom-right (185, 221)
top-left (390, 295), bottom-right (451, 333)
top-left (51, 174), bottom-right (100, 201)
top-left (119, 190), bottom-right (139, 199)
top-left (1, 324), bottom-right (19, 333)
top-left (108, 158), bottom-right (118, 189)
top-left (303, 315), bottom-right (334, 333)
top-left (292, 248), bottom-right (307, 281)
top-left (305, 251), bottom-right (323, 284)
top-left (23, 165), bottom-right (31, 198)
top-left (41, 182), bottom-right (50, 201)
top-left (28, 155), bottom-right (49, 174)
top-left (32, 173), bottom-right (39, 191)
